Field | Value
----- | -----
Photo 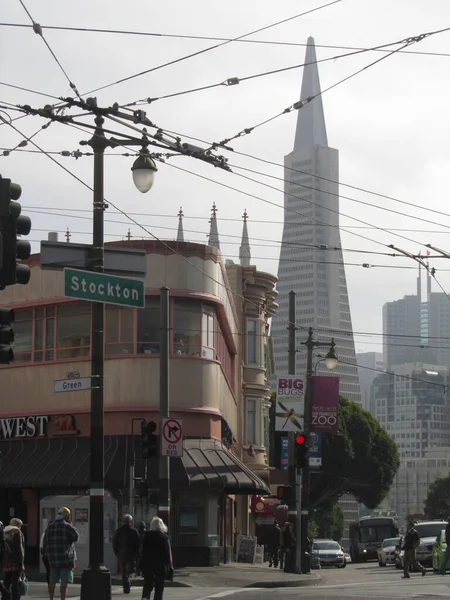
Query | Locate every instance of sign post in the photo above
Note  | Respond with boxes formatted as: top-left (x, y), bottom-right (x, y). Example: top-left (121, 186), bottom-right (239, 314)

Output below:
top-left (161, 417), bottom-right (183, 457)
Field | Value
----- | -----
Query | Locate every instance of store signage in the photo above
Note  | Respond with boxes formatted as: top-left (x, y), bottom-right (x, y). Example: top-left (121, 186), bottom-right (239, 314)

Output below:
top-left (0, 415), bottom-right (49, 439)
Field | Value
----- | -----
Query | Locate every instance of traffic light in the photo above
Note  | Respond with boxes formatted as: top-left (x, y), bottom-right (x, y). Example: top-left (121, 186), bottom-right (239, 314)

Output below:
top-left (294, 432), bottom-right (309, 469)
top-left (141, 420), bottom-right (158, 459)
top-left (0, 307), bottom-right (14, 364)
top-left (0, 175), bottom-right (32, 289)
top-left (276, 485), bottom-right (295, 504)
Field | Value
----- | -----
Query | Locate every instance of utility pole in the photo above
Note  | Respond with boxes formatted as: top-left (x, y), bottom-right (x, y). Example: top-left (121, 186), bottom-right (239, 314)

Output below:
top-left (158, 286), bottom-right (170, 522)
top-left (81, 115), bottom-right (110, 600)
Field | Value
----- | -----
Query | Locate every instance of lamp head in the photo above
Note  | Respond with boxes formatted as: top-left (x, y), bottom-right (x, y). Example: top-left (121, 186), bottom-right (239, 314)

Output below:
top-left (325, 338), bottom-right (338, 370)
top-left (131, 150), bottom-right (158, 193)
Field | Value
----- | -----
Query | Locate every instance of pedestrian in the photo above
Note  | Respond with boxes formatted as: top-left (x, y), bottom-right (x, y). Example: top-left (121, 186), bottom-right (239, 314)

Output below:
top-left (112, 514), bottom-right (140, 594)
top-left (282, 522), bottom-right (296, 573)
top-left (267, 521), bottom-right (280, 568)
top-left (43, 507), bottom-right (79, 600)
top-left (0, 521), bottom-right (11, 600)
top-left (40, 527), bottom-right (51, 589)
top-left (138, 521), bottom-right (147, 541)
top-left (2, 519), bottom-right (25, 600)
top-left (439, 516), bottom-right (450, 575)
top-left (401, 521), bottom-right (426, 579)
top-left (139, 517), bottom-right (173, 600)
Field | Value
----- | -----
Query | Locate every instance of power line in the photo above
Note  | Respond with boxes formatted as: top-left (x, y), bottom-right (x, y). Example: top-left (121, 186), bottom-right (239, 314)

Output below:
top-left (83, 0), bottom-right (343, 96)
top-left (0, 81), bottom-right (62, 101)
top-left (1, 22), bottom-right (449, 58)
top-left (16, 0), bottom-right (82, 100)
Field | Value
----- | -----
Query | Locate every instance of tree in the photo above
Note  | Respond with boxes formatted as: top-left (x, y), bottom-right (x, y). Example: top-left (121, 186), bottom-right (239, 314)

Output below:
top-left (310, 396), bottom-right (399, 511)
top-left (424, 475), bottom-right (450, 518)
top-left (313, 502), bottom-right (344, 540)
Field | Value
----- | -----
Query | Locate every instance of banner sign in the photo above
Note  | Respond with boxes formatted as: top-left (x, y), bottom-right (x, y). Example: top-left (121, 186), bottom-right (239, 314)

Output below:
top-left (275, 376), bottom-right (305, 432)
top-left (280, 436), bottom-right (289, 470)
top-left (311, 376), bottom-right (339, 433)
top-left (309, 432), bottom-right (322, 467)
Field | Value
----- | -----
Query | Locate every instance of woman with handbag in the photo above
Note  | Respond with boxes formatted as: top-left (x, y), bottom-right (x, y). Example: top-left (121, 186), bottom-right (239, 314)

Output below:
top-left (139, 517), bottom-right (173, 600)
top-left (3, 519), bottom-right (25, 600)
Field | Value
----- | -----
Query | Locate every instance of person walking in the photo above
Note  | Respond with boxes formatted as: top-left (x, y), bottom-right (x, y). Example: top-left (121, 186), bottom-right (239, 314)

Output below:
top-left (402, 521), bottom-right (426, 578)
top-left (282, 522), bottom-right (295, 573)
top-left (439, 516), bottom-right (450, 575)
top-left (113, 515), bottom-right (140, 594)
top-left (2, 519), bottom-right (25, 600)
top-left (40, 527), bottom-right (51, 589)
top-left (266, 521), bottom-right (280, 568)
top-left (138, 522), bottom-right (147, 541)
top-left (139, 517), bottom-right (173, 600)
top-left (0, 521), bottom-right (11, 600)
top-left (43, 507), bottom-right (79, 600)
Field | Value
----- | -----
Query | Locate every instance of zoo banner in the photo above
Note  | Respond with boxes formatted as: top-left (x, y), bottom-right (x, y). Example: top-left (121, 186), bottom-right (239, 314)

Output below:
top-left (311, 376), bottom-right (339, 433)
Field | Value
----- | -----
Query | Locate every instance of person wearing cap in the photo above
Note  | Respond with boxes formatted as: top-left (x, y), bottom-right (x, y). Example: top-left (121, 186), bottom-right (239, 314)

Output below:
top-left (3, 519), bottom-right (25, 600)
top-left (439, 516), bottom-right (450, 575)
top-left (112, 515), bottom-right (140, 594)
top-left (42, 507), bottom-right (79, 600)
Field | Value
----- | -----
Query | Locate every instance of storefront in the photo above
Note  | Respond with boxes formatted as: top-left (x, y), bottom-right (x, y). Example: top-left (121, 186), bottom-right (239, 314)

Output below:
top-left (0, 412), bottom-right (269, 567)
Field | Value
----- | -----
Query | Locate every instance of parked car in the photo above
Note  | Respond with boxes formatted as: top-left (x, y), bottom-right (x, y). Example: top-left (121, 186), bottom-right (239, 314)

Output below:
top-left (377, 537), bottom-right (400, 567)
top-left (344, 552), bottom-right (351, 564)
top-left (311, 539), bottom-right (346, 568)
top-left (432, 528), bottom-right (449, 573)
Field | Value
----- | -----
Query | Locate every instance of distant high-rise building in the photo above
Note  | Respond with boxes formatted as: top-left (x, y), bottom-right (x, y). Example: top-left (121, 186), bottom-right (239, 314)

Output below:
top-left (270, 37), bottom-right (361, 403)
top-left (356, 352), bottom-right (384, 412)
top-left (383, 267), bottom-right (450, 368)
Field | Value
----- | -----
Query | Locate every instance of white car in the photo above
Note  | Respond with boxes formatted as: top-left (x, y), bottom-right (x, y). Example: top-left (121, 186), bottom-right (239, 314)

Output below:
top-left (377, 537), bottom-right (400, 567)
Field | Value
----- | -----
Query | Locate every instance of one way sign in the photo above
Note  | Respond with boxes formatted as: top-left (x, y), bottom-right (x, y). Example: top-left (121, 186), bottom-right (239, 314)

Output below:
top-left (161, 417), bottom-right (183, 457)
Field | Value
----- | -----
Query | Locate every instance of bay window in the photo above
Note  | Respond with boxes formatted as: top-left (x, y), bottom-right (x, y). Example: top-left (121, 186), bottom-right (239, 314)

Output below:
top-left (106, 306), bottom-right (134, 355)
top-left (246, 399), bottom-right (256, 444)
top-left (173, 299), bottom-right (200, 356)
top-left (137, 298), bottom-right (160, 354)
top-left (201, 305), bottom-right (215, 360)
top-left (57, 303), bottom-right (90, 358)
top-left (246, 319), bottom-right (257, 365)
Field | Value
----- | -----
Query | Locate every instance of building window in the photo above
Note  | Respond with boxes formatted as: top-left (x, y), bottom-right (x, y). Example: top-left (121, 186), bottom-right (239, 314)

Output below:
top-left (57, 303), bottom-right (90, 358)
top-left (246, 399), bottom-right (256, 444)
top-left (138, 298), bottom-right (160, 354)
top-left (106, 307), bottom-right (134, 355)
top-left (173, 299), bottom-right (200, 356)
top-left (202, 305), bottom-right (215, 360)
top-left (246, 319), bottom-right (257, 364)
top-left (13, 309), bottom-right (33, 362)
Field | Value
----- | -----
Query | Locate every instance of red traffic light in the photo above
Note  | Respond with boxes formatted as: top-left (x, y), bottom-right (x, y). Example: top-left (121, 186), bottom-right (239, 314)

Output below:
top-left (295, 432), bottom-right (306, 445)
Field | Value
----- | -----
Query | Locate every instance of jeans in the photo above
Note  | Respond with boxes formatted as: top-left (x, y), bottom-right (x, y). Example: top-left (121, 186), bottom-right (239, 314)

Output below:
top-left (403, 549), bottom-right (424, 577)
top-left (142, 568), bottom-right (165, 600)
top-left (119, 558), bottom-right (136, 593)
top-left (3, 571), bottom-right (20, 600)
top-left (440, 545), bottom-right (450, 574)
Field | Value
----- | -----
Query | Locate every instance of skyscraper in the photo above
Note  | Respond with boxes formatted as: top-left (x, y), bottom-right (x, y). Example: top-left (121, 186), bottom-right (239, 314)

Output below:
top-left (271, 37), bottom-right (361, 403)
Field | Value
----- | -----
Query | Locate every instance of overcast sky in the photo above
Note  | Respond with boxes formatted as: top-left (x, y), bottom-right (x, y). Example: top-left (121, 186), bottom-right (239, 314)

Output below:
top-left (2, 0), bottom-right (450, 354)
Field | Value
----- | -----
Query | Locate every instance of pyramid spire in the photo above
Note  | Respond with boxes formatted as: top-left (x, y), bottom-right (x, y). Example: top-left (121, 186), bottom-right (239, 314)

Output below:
top-left (293, 37), bottom-right (328, 151)
top-left (208, 202), bottom-right (220, 250)
top-left (239, 209), bottom-right (251, 267)
top-left (176, 206), bottom-right (184, 242)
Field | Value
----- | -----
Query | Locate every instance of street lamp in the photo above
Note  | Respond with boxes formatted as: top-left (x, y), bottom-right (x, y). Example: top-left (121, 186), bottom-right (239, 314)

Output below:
top-left (313, 339), bottom-right (338, 374)
top-left (80, 111), bottom-right (156, 600)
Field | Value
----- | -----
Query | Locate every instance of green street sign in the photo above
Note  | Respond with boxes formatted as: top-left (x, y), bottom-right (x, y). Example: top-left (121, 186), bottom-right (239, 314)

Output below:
top-left (64, 268), bottom-right (145, 308)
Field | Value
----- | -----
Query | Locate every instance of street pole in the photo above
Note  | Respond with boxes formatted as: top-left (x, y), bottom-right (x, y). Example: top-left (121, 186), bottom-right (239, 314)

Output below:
top-left (300, 327), bottom-right (314, 574)
top-left (158, 286), bottom-right (170, 523)
top-left (81, 115), bottom-right (111, 600)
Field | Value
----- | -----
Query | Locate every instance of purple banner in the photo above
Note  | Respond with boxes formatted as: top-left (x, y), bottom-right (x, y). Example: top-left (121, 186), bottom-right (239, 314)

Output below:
top-left (311, 376), bottom-right (339, 433)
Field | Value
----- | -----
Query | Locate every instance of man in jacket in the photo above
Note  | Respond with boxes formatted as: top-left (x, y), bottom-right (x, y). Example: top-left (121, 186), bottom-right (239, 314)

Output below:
top-left (3, 519), bottom-right (25, 600)
top-left (112, 515), bottom-right (140, 594)
top-left (43, 507), bottom-right (79, 600)
top-left (0, 521), bottom-right (11, 600)
top-left (439, 516), bottom-right (450, 575)
top-left (402, 521), bottom-right (426, 578)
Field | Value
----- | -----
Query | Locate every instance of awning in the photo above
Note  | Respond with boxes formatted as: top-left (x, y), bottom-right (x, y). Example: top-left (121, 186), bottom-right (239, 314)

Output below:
top-left (0, 436), bottom-right (131, 489)
top-left (0, 436), bottom-right (268, 495)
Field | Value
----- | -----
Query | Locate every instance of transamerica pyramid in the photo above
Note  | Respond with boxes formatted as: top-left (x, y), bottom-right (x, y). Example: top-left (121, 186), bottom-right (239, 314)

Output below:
top-left (271, 37), bottom-right (361, 403)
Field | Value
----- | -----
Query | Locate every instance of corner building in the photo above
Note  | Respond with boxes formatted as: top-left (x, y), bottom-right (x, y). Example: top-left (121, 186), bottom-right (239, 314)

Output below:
top-left (0, 239), bottom-right (276, 567)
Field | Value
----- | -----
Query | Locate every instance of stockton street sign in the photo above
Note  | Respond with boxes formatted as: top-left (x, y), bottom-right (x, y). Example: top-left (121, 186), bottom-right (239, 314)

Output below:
top-left (64, 268), bottom-right (145, 308)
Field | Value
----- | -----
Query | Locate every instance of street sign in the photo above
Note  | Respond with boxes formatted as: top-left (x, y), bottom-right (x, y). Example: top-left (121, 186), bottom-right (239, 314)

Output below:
top-left (161, 417), bottom-right (183, 457)
top-left (54, 377), bottom-right (91, 393)
top-left (41, 241), bottom-right (147, 278)
top-left (64, 268), bottom-right (145, 308)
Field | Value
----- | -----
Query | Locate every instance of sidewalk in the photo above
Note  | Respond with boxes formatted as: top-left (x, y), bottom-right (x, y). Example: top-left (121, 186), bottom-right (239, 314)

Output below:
top-left (26, 561), bottom-right (320, 589)
top-left (113, 562), bottom-right (321, 589)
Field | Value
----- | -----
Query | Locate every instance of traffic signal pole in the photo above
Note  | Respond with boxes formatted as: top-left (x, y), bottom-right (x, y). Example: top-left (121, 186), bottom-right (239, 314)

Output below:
top-left (301, 328), bottom-right (314, 574)
top-left (158, 286), bottom-right (170, 522)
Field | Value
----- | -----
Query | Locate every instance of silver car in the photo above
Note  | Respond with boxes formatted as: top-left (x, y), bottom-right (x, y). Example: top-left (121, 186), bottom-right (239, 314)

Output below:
top-left (377, 537), bottom-right (400, 566)
top-left (312, 539), bottom-right (346, 568)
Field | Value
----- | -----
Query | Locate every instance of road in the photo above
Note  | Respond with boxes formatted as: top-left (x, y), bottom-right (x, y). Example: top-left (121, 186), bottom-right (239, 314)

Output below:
top-left (22, 562), bottom-right (450, 599)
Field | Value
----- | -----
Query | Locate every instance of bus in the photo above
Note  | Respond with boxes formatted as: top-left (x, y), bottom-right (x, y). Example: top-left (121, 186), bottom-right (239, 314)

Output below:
top-left (349, 516), bottom-right (399, 563)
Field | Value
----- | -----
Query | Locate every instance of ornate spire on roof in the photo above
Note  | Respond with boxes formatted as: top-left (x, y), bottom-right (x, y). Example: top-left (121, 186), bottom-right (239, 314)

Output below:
top-left (208, 202), bottom-right (220, 250)
top-left (293, 37), bottom-right (328, 151)
top-left (239, 209), bottom-right (251, 267)
top-left (176, 206), bottom-right (184, 242)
